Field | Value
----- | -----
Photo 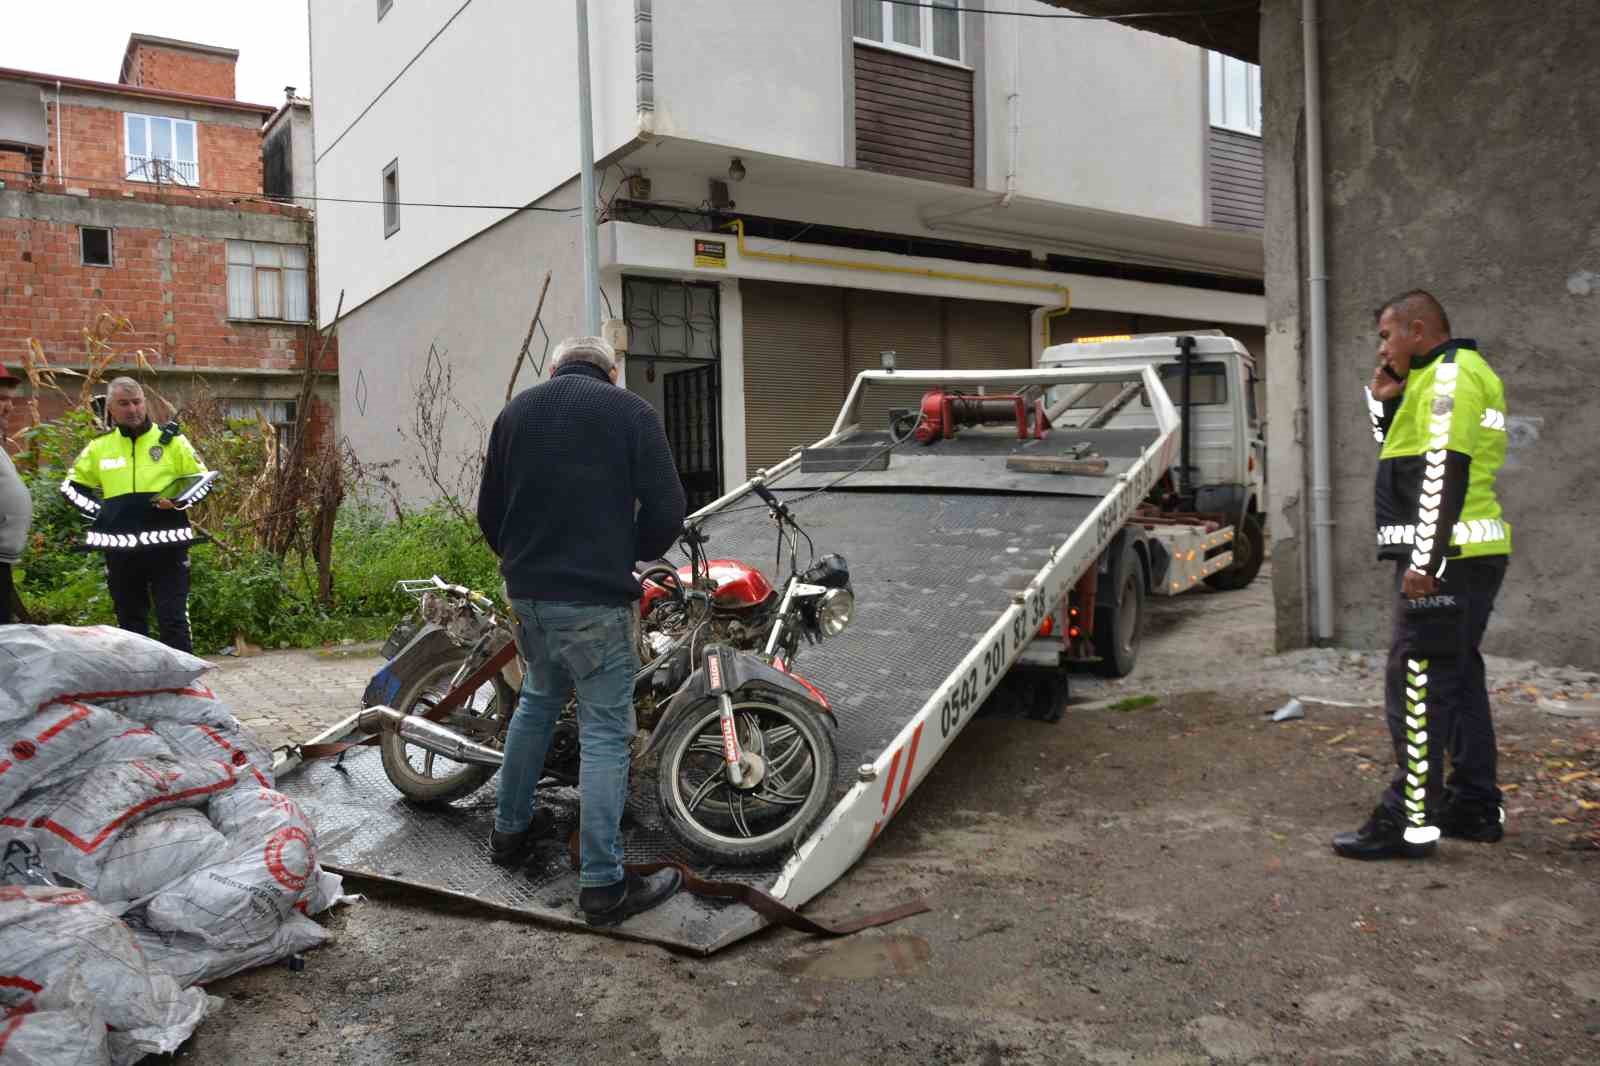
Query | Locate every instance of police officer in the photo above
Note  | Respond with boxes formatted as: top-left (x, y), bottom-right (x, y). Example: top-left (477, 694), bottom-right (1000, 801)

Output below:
top-left (60, 377), bottom-right (211, 652)
top-left (1334, 290), bottom-right (1511, 860)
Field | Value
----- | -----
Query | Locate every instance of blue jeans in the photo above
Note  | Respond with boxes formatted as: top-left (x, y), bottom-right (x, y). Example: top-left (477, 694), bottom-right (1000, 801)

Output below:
top-left (495, 600), bottom-right (638, 888)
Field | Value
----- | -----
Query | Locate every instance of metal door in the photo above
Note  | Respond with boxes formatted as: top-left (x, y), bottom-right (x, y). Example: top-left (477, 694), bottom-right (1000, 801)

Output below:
top-left (664, 363), bottom-right (721, 511)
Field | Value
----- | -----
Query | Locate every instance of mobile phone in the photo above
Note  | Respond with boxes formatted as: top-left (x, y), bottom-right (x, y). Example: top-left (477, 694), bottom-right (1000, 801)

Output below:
top-left (1381, 364), bottom-right (1406, 383)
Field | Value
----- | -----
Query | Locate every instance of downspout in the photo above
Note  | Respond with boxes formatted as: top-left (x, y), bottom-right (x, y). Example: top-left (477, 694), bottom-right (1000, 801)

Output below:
top-left (55, 81), bottom-right (63, 182)
top-left (576, 0), bottom-right (601, 335)
top-left (1303, 0), bottom-right (1334, 641)
top-left (1000, 0), bottom-right (1021, 207)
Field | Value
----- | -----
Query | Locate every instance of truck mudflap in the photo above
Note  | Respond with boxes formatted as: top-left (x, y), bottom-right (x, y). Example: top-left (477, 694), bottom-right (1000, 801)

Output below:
top-left (640, 645), bottom-right (836, 761)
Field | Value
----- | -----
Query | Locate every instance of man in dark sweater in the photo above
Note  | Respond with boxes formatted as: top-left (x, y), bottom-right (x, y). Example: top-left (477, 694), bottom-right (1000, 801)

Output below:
top-left (477, 335), bottom-right (686, 925)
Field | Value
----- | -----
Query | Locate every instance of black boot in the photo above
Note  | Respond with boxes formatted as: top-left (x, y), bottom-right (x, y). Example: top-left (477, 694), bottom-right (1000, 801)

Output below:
top-left (579, 869), bottom-right (683, 927)
top-left (1332, 805), bottom-right (1437, 860)
top-left (489, 808), bottom-right (555, 868)
top-left (1439, 802), bottom-right (1505, 843)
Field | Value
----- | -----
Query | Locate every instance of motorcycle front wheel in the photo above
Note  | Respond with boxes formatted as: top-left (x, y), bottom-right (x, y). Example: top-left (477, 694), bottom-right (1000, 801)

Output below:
top-left (655, 691), bottom-right (837, 866)
top-left (378, 650), bottom-right (512, 806)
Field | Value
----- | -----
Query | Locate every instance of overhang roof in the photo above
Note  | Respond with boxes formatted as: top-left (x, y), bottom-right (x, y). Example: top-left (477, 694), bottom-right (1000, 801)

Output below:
top-left (1039, 2), bottom-right (1259, 64)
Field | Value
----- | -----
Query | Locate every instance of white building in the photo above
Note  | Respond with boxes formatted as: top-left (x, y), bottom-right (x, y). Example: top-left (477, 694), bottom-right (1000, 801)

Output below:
top-left (310, 0), bottom-right (1265, 507)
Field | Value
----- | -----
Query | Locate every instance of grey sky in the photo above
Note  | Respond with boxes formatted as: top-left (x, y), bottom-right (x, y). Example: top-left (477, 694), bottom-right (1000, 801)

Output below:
top-left (1, 1), bottom-right (312, 106)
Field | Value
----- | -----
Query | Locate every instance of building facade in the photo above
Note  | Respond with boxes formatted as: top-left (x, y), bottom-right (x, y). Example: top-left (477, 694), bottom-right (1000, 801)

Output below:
top-left (0, 35), bottom-right (334, 448)
top-left (312, 0), bottom-right (1266, 508)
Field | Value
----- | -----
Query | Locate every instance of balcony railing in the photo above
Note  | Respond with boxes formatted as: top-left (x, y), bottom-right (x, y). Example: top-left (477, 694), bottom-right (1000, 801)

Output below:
top-left (125, 155), bottom-right (199, 186)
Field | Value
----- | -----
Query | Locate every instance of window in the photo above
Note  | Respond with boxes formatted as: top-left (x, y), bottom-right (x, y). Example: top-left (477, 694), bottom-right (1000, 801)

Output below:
top-left (80, 226), bottom-right (112, 267)
top-left (227, 241), bottom-right (310, 321)
top-left (382, 159), bottom-right (400, 237)
top-left (1208, 52), bottom-right (1261, 136)
top-left (377, 0), bottom-right (392, 19)
top-left (224, 398), bottom-right (297, 450)
top-left (855, 0), bottom-right (962, 63)
top-left (124, 114), bottom-right (199, 184)
top-left (1140, 362), bottom-right (1229, 407)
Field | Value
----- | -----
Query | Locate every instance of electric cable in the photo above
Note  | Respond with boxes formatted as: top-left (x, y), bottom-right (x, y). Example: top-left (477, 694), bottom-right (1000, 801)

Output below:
top-left (875, 0), bottom-right (1256, 19)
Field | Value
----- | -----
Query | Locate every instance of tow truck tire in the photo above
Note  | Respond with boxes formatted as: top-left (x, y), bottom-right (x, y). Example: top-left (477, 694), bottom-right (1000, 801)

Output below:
top-left (1092, 544), bottom-right (1144, 679)
top-left (1205, 512), bottom-right (1264, 591)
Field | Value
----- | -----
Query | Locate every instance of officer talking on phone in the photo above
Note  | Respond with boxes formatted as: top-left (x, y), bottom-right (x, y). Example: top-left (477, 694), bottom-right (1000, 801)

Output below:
top-left (1333, 291), bottom-right (1512, 860)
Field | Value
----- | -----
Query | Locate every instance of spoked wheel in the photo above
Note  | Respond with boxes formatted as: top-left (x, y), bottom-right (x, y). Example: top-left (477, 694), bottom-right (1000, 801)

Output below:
top-left (378, 651), bottom-right (512, 806)
top-left (655, 691), bottom-right (836, 866)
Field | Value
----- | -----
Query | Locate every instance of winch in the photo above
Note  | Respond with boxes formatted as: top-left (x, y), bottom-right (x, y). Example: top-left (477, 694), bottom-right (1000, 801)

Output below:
top-left (914, 388), bottom-right (1050, 445)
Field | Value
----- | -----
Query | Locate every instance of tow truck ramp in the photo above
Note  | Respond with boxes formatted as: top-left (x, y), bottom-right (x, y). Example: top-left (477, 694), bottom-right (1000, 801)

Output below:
top-left (276, 364), bottom-right (1182, 953)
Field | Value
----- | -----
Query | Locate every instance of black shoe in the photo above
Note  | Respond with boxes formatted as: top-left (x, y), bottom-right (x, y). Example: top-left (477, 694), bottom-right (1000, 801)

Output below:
top-left (489, 809), bottom-right (555, 868)
top-left (1439, 803), bottom-right (1505, 843)
top-left (579, 869), bottom-right (683, 927)
top-left (1332, 805), bottom-right (1437, 860)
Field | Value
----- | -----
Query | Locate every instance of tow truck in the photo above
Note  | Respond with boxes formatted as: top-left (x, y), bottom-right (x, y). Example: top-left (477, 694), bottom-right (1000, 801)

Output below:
top-left (276, 333), bottom-right (1265, 953)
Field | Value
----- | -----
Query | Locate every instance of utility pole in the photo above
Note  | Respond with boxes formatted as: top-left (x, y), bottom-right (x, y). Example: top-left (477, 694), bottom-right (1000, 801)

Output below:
top-left (576, 0), bottom-right (601, 336)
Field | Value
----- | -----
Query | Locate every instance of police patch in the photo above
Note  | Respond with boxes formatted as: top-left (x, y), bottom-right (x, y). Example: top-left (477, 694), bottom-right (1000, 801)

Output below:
top-left (148, 445), bottom-right (164, 462)
top-left (1431, 396), bottom-right (1454, 416)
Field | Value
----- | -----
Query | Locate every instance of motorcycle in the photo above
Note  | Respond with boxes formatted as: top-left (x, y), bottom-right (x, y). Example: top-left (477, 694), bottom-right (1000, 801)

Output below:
top-left (358, 485), bottom-right (855, 866)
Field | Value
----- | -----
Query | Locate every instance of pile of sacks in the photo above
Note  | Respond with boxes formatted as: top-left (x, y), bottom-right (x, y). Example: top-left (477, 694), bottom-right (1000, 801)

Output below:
top-left (0, 625), bottom-right (344, 1064)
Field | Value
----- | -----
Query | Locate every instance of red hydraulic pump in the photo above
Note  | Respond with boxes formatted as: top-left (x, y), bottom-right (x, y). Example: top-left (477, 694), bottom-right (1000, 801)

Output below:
top-left (914, 388), bottom-right (1050, 445)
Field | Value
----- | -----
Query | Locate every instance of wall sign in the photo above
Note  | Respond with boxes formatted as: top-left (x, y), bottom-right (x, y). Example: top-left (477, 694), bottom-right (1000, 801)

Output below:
top-left (693, 239), bottom-right (727, 269)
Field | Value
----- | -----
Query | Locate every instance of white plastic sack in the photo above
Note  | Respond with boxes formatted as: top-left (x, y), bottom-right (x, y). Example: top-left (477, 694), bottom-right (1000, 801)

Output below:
top-left (152, 721), bottom-right (274, 789)
top-left (0, 756), bottom-right (239, 889)
top-left (100, 686), bottom-right (233, 729)
top-left (93, 810), bottom-right (229, 908)
top-left (0, 703), bottom-right (127, 813)
top-left (0, 626), bottom-right (209, 721)
top-left (143, 786), bottom-right (324, 949)
top-left (0, 970), bottom-right (111, 1066)
top-left (0, 886), bottom-right (212, 1062)
top-left (19, 718), bottom-right (175, 797)
top-left (130, 910), bottom-right (331, 988)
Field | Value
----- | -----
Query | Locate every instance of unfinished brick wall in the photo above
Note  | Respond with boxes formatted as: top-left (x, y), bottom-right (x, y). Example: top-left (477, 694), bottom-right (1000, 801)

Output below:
top-left (42, 101), bottom-right (264, 195)
top-left (123, 43), bottom-right (237, 101)
top-left (0, 209), bottom-right (337, 379)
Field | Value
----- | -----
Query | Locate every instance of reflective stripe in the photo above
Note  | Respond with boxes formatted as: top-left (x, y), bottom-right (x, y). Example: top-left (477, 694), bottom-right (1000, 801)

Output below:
top-left (59, 479), bottom-right (101, 516)
top-left (1480, 408), bottom-right (1506, 431)
top-left (1409, 366), bottom-right (1458, 573)
top-left (1402, 659), bottom-right (1433, 835)
top-left (1365, 386), bottom-right (1387, 444)
top-left (1379, 518), bottom-right (1506, 547)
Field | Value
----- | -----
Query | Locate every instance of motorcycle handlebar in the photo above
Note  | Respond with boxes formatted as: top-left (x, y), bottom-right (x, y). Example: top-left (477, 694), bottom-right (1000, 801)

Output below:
top-left (751, 482), bottom-right (792, 521)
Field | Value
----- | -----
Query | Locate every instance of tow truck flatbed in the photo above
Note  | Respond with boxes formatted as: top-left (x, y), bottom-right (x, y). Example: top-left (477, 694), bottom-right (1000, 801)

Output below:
top-left (277, 363), bottom-right (1191, 953)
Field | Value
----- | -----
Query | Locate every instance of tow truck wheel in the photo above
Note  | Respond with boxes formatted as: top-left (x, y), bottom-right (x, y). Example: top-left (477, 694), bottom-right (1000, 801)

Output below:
top-left (1092, 544), bottom-right (1144, 678)
top-left (1205, 512), bottom-right (1264, 591)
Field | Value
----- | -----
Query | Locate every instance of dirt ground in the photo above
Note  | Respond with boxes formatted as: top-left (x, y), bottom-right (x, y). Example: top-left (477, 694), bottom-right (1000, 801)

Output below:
top-left (163, 566), bottom-right (1600, 1066)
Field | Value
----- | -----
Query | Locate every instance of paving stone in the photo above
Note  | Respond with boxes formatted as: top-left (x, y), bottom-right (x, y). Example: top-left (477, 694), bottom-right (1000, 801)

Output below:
top-left (201, 643), bottom-right (384, 751)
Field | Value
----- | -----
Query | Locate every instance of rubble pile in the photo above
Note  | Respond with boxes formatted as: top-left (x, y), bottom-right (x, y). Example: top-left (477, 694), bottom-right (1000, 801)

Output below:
top-left (0, 625), bottom-right (344, 1064)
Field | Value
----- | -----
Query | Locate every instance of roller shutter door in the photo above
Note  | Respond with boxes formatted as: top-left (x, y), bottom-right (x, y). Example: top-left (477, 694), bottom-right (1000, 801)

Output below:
top-left (742, 281), bottom-right (846, 477)
top-left (844, 291), bottom-right (945, 434)
top-left (945, 299), bottom-right (1030, 370)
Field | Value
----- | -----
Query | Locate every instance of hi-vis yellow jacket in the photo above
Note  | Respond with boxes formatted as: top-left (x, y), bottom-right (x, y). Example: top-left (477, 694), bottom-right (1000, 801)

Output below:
top-left (1365, 339), bottom-right (1510, 578)
top-left (61, 421), bottom-right (210, 552)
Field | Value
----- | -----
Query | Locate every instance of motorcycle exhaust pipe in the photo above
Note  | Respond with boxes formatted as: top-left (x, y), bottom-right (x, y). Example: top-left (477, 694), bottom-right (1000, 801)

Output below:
top-left (357, 705), bottom-right (506, 768)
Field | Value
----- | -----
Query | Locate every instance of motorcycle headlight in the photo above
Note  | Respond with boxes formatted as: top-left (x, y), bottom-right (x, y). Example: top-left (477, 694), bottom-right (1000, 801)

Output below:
top-left (817, 587), bottom-right (854, 637)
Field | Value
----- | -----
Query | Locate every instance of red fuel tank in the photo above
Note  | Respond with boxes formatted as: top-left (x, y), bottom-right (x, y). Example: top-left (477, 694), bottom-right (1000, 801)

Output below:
top-left (640, 559), bottom-right (775, 615)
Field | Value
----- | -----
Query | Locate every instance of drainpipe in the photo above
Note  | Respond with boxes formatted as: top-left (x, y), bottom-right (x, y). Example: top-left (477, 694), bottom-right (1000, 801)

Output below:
top-left (1303, 0), bottom-right (1334, 641)
top-left (55, 81), bottom-right (63, 182)
top-left (1001, 1), bottom-right (1021, 207)
top-left (576, 0), bottom-right (601, 335)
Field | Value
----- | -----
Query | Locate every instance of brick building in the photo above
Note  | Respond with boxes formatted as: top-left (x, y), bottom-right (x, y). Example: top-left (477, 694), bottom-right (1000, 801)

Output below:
top-left (0, 34), bottom-right (334, 450)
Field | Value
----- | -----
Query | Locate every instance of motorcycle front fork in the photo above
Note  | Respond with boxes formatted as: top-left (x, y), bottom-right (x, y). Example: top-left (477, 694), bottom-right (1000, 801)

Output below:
top-left (717, 692), bottom-right (747, 787)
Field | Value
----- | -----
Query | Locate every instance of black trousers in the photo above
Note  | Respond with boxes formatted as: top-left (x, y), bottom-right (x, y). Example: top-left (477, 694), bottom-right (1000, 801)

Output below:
top-left (105, 546), bottom-right (192, 653)
top-left (1381, 556), bottom-right (1507, 831)
top-left (0, 562), bottom-right (13, 625)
